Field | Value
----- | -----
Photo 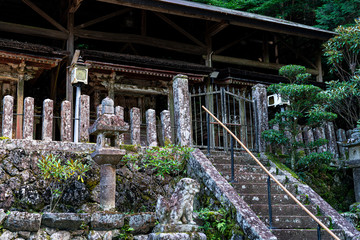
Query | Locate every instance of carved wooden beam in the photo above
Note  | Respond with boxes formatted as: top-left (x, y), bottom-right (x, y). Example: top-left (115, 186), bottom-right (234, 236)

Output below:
top-left (69, 0), bottom-right (83, 13)
top-left (22, 0), bottom-right (68, 33)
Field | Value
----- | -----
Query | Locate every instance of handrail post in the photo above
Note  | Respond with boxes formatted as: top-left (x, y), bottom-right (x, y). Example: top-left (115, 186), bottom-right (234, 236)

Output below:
top-left (267, 175), bottom-right (273, 229)
top-left (318, 224), bottom-right (322, 240)
top-left (207, 112), bottom-right (210, 156)
top-left (230, 136), bottom-right (235, 183)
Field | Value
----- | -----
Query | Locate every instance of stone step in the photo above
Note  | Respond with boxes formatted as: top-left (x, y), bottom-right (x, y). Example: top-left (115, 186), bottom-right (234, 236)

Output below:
top-left (233, 183), bottom-right (298, 195)
top-left (209, 156), bottom-right (267, 166)
top-left (271, 229), bottom-right (345, 240)
top-left (251, 204), bottom-right (318, 216)
top-left (241, 194), bottom-right (306, 205)
top-left (221, 172), bottom-right (288, 184)
top-left (213, 164), bottom-right (274, 174)
top-left (259, 216), bottom-right (332, 229)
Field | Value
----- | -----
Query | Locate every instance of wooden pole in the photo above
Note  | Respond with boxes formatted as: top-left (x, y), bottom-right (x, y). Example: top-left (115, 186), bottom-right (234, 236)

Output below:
top-left (202, 105), bottom-right (340, 240)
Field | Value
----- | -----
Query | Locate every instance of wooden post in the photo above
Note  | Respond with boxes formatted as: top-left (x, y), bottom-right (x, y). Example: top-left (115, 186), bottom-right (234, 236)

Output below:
top-left (316, 54), bottom-right (323, 82)
top-left (16, 73), bottom-right (24, 139)
top-left (66, 12), bottom-right (74, 104)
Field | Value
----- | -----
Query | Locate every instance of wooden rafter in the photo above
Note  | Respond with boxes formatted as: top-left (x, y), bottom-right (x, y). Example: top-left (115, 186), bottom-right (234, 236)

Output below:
top-left (153, 12), bottom-right (205, 48)
top-left (0, 21), bottom-right (68, 40)
top-left (69, 0), bottom-right (83, 13)
top-left (277, 35), bottom-right (317, 69)
top-left (75, 8), bottom-right (131, 29)
top-left (74, 29), bottom-right (206, 55)
top-left (141, 10), bottom-right (147, 36)
top-left (207, 21), bottom-right (229, 37)
top-left (22, 0), bottom-right (68, 33)
top-left (214, 31), bottom-right (256, 54)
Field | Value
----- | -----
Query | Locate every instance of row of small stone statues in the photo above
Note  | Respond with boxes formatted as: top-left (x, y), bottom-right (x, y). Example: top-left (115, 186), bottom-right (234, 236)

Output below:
top-left (0, 95), bottom-right (173, 146)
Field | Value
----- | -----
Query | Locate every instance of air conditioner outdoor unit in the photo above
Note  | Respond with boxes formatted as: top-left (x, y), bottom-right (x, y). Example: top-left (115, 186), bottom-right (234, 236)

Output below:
top-left (267, 94), bottom-right (290, 107)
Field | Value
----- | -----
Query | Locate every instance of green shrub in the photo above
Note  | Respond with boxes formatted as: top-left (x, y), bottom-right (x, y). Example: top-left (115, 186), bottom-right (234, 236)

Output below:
top-left (37, 154), bottom-right (90, 212)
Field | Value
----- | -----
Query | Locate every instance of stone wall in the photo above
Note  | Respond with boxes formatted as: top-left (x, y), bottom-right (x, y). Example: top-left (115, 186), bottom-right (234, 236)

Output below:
top-left (0, 210), bottom-right (155, 240)
top-left (0, 140), bottom-right (177, 213)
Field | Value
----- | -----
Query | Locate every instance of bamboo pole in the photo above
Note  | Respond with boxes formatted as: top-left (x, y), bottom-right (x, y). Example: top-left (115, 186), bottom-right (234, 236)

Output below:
top-left (202, 105), bottom-right (340, 240)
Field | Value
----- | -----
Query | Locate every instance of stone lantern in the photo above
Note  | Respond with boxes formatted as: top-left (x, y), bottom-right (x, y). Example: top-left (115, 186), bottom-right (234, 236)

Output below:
top-left (89, 97), bottom-right (129, 210)
top-left (344, 130), bottom-right (360, 202)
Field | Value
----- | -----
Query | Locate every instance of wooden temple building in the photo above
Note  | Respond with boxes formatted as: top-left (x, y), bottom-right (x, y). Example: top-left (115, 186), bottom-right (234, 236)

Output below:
top-left (0, 0), bottom-right (335, 145)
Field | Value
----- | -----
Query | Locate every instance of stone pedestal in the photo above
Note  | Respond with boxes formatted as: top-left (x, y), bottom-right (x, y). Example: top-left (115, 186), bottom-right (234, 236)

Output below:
top-left (148, 232), bottom-right (206, 240)
top-left (89, 97), bottom-right (129, 211)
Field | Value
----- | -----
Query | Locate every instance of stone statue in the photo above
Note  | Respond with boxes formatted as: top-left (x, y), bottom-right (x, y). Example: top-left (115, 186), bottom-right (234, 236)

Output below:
top-left (156, 178), bottom-right (200, 225)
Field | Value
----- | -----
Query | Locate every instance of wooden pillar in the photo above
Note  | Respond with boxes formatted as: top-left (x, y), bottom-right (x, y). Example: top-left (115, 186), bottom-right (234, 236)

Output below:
top-left (316, 54), bottom-right (323, 82)
top-left (263, 34), bottom-right (270, 63)
top-left (16, 61), bottom-right (26, 139)
top-left (66, 12), bottom-right (74, 104)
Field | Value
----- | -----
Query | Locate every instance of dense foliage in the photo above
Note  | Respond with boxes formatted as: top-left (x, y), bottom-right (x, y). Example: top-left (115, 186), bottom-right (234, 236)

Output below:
top-left (188, 0), bottom-right (360, 30)
top-left (319, 21), bottom-right (360, 128)
top-left (262, 65), bottom-right (336, 170)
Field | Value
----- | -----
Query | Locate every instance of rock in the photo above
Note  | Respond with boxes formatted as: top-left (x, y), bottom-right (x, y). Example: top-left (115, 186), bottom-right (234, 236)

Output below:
top-left (42, 213), bottom-right (91, 230)
top-left (0, 209), bottom-right (7, 225)
top-left (90, 184), bottom-right (100, 203)
top-left (8, 149), bottom-right (30, 171)
top-left (91, 212), bottom-right (124, 230)
top-left (72, 237), bottom-right (87, 240)
top-left (4, 211), bottom-right (41, 232)
top-left (0, 167), bottom-right (9, 183)
top-left (7, 177), bottom-right (21, 191)
top-left (103, 231), bottom-right (112, 240)
top-left (17, 185), bottom-right (44, 210)
top-left (18, 231), bottom-right (31, 239)
top-left (341, 212), bottom-right (359, 228)
top-left (87, 230), bottom-right (102, 240)
top-left (350, 202), bottom-right (360, 212)
top-left (134, 235), bottom-right (149, 240)
top-left (129, 213), bottom-right (156, 234)
top-left (15, 238), bottom-right (25, 240)
top-left (2, 159), bottom-right (20, 176)
top-left (19, 169), bottom-right (35, 184)
top-left (50, 231), bottom-right (71, 240)
top-left (61, 181), bottom-right (89, 206)
top-left (29, 229), bottom-right (50, 240)
top-left (148, 232), bottom-right (206, 240)
top-left (230, 234), bottom-right (244, 240)
top-left (0, 230), bottom-right (17, 240)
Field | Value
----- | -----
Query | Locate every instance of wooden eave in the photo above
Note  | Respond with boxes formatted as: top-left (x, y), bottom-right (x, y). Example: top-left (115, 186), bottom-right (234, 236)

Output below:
top-left (98, 0), bottom-right (335, 40)
top-left (87, 60), bottom-right (207, 82)
top-left (0, 50), bottom-right (63, 69)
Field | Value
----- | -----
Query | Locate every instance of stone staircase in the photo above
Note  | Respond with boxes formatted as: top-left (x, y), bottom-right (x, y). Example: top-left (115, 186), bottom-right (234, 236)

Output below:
top-left (207, 151), bottom-right (346, 240)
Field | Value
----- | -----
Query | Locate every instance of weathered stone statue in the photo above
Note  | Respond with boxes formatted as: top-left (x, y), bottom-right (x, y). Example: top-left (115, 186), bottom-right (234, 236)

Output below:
top-left (156, 178), bottom-right (199, 225)
top-left (149, 178), bottom-right (206, 240)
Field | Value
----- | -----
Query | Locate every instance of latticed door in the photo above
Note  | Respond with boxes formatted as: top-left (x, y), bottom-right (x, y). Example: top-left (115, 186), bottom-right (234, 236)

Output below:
top-left (190, 85), bottom-right (257, 152)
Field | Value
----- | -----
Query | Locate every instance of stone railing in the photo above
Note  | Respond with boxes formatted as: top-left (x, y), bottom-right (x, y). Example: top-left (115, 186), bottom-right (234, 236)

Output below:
top-left (1, 95), bottom-right (173, 147)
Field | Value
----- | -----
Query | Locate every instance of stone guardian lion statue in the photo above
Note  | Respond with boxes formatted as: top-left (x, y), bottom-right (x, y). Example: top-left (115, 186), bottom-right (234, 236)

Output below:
top-left (156, 178), bottom-right (200, 225)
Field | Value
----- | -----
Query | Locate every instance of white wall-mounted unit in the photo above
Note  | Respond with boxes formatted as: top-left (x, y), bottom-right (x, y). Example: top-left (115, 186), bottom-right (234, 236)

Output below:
top-left (267, 94), bottom-right (290, 107)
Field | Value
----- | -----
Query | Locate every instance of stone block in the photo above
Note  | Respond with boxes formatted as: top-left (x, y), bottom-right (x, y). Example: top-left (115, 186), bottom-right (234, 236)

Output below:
top-left (173, 74), bottom-right (191, 146)
top-left (128, 213), bottom-right (156, 234)
top-left (4, 211), bottom-right (41, 232)
top-left (160, 110), bottom-right (172, 144)
top-left (0, 230), bottom-right (17, 240)
top-left (130, 107), bottom-right (141, 145)
top-left (61, 100), bottom-right (72, 142)
top-left (91, 212), bottom-right (124, 230)
top-left (23, 97), bottom-right (34, 140)
top-left (146, 109), bottom-right (157, 147)
top-left (80, 95), bottom-right (90, 142)
top-left (42, 99), bottom-right (53, 141)
top-left (42, 213), bottom-right (90, 231)
top-left (2, 95), bottom-right (13, 139)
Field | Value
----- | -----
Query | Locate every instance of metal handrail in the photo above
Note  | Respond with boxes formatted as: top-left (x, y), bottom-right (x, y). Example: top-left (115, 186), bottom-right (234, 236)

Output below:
top-left (202, 105), bottom-right (340, 240)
